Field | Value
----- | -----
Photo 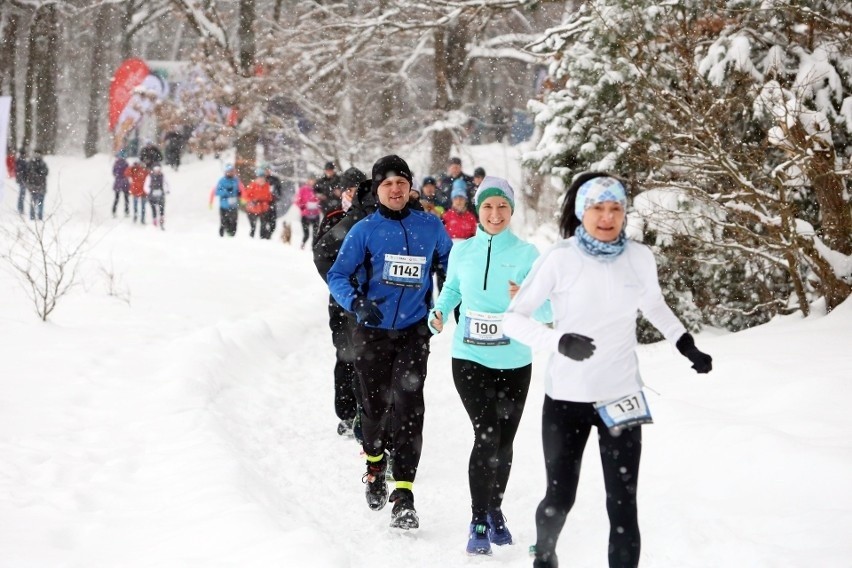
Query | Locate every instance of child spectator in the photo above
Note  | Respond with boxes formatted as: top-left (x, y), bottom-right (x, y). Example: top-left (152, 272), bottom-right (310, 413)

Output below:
top-left (442, 178), bottom-right (477, 240)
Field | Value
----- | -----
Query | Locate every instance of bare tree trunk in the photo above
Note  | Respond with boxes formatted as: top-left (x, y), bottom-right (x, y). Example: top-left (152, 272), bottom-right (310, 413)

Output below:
top-left (120, 1), bottom-right (135, 59)
top-left (1, 11), bottom-right (20, 150)
top-left (84, 6), bottom-right (111, 158)
top-left (23, 13), bottom-right (37, 151)
top-left (235, 0), bottom-right (257, 182)
top-left (430, 22), bottom-right (472, 174)
top-left (431, 28), bottom-right (453, 174)
top-left (25, 6), bottom-right (59, 153)
top-left (788, 122), bottom-right (852, 256)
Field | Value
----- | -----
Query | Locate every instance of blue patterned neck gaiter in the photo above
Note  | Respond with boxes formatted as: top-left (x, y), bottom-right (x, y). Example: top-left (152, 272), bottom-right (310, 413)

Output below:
top-left (576, 225), bottom-right (627, 259)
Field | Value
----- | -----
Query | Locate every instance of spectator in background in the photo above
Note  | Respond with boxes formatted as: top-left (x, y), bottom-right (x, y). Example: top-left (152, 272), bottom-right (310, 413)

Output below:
top-left (15, 147), bottom-right (29, 215)
top-left (438, 156), bottom-right (474, 210)
top-left (112, 150), bottom-right (130, 218)
top-left (126, 160), bottom-right (149, 224)
top-left (295, 174), bottom-right (321, 249)
top-left (473, 167), bottom-right (486, 188)
top-left (442, 178), bottom-right (477, 241)
top-left (163, 130), bottom-right (183, 170)
top-left (27, 151), bottom-right (49, 221)
top-left (314, 161), bottom-right (342, 217)
top-left (5, 146), bottom-right (15, 179)
top-left (419, 176), bottom-right (444, 218)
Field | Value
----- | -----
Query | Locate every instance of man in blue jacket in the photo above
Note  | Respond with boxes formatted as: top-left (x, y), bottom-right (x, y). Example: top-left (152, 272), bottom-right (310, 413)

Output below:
top-left (327, 155), bottom-right (453, 531)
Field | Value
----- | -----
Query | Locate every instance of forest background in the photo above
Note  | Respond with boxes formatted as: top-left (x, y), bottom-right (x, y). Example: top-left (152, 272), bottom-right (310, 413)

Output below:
top-left (1, 0), bottom-right (850, 334)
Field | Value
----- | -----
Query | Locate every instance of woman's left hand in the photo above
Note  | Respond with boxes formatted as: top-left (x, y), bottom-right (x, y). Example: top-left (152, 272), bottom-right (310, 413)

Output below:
top-left (508, 280), bottom-right (520, 299)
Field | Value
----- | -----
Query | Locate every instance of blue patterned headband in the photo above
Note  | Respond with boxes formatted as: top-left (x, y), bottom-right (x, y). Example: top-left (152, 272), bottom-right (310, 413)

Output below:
top-left (575, 176), bottom-right (627, 220)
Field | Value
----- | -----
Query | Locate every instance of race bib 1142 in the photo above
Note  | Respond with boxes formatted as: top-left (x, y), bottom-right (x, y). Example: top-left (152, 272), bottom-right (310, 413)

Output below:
top-left (382, 254), bottom-right (426, 288)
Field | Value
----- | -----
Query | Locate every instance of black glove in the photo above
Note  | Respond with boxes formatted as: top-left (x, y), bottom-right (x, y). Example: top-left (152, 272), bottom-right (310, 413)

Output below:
top-left (353, 296), bottom-right (385, 326)
top-left (558, 333), bottom-right (596, 361)
top-left (676, 333), bottom-right (712, 373)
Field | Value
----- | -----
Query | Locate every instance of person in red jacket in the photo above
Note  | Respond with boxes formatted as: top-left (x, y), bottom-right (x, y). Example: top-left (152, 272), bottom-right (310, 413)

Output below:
top-left (5, 149), bottom-right (15, 179)
top-left (442, 179), bottom-right (477, 240)
top-left (243, 167), bottom-right (274, 238)
top-left (125, 161), bottom-right (149, 224)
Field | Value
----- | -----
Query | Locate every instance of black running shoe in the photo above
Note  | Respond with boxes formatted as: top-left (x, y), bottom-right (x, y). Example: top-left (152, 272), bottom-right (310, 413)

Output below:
top-left (389, 489), bottom-right (419, 530)
top-left (337, 418), bottom-right (354, 437)
top-left (362, 458), bottom-right (388, 511)
top-left (529, 545), bottom-right (558, 568)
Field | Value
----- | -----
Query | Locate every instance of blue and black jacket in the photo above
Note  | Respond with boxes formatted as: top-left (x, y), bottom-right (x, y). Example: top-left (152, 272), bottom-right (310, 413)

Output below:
top-left (215, 176), bottom-right (241, 210)
top-left (327, 204), bottom-right (453, 330)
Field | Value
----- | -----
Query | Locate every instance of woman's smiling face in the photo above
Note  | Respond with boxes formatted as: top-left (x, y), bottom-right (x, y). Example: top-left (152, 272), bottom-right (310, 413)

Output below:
top-left (478, 196), bottom-right (512, 235)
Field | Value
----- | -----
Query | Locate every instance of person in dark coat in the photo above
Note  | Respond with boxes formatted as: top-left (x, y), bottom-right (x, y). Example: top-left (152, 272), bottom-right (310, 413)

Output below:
top-left (314, 161), bottom-right (342, 217)
top-left (112, 151), bottom-right (130, 218)
top-left (139, 140), bottom-right (163, 170)
top-left (262, 164), bottom-right (285, 240)
top-left (163, 131), bottom-right (183, 170)
top-left (27, 151), bottom-right (49, 221)
top-left (313, 167), bottom-right (373, 440)
top-left (15, 148), bottom-right (29, 215)
top-left (437, 156), bottom-right (474, 210)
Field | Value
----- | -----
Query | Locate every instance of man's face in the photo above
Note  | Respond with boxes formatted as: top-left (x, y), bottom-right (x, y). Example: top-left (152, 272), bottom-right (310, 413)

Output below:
top-left (447, 164), bottom-right (461, 178)
top-left (325, 168), bottom-right (335, 178)
top-left (376, 176), bottom-right (411, 211)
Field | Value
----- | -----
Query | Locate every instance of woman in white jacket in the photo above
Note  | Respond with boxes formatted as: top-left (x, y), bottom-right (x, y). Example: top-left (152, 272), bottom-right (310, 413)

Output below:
top-left (502, 172), bottom-right (712, 568)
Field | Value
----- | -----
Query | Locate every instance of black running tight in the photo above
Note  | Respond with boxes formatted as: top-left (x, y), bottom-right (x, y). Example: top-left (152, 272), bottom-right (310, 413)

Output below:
top-left (535, 395), bottom-right (642, 568)
top-left (452, 358), bottom-right (531, 521)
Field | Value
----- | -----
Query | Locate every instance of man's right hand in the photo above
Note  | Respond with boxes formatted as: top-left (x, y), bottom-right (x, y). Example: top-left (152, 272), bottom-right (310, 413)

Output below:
top-left (353, 297), bottom-right (385, 326)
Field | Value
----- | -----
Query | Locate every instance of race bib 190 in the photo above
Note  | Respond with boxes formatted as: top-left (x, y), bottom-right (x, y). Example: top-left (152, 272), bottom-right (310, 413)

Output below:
top-left (382, 254), bottom-right (426, 288)
top-left (594, 391), bottom-right (653, 436)
top-left (463, 310), bottom-right (509, 346)
top-left (227, 196), bottom-right (238, 206)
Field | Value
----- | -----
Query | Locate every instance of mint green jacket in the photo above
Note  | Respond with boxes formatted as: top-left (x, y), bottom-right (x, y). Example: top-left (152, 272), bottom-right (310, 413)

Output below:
top-left (432, 227), bottom-right (552, 369)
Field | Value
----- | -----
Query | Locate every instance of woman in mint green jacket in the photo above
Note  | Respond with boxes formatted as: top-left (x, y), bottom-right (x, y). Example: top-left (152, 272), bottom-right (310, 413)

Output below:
top-left (430, 176), bottom-right (551, 556)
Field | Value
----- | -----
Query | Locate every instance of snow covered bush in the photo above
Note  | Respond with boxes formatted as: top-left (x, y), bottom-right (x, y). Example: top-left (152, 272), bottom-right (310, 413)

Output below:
top-left (527, 0), bottom-right (852, 331)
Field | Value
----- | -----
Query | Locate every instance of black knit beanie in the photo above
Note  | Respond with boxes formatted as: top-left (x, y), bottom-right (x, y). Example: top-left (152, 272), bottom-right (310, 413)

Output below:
top-left (371, 155), bottom-right (413, 194)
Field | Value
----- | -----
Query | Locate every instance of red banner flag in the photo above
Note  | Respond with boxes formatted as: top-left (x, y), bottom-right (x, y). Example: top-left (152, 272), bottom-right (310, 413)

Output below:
top-left (108, 58), bottom-right (150, 131)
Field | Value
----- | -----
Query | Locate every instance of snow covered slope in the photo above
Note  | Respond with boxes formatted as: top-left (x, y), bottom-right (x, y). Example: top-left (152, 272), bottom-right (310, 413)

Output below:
top-left (0, 153), bottom-right (850, 567)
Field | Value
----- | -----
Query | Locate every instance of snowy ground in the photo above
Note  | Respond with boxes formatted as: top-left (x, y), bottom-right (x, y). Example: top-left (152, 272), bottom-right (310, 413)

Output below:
top-left (0, 150), bottom-right (850, 567)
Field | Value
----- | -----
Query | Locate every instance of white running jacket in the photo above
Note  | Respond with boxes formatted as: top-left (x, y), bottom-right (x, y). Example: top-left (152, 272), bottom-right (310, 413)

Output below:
top-left (503, 238), bottom-right (686, 403)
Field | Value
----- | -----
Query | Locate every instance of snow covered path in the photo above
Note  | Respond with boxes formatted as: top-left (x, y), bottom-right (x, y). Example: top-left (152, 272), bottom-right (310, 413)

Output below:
top-left (0, 154), bottom-right (850, 567)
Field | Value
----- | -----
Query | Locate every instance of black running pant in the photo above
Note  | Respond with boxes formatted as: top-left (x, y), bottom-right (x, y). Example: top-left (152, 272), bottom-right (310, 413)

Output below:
top-left (248, 213), bottom-right (261, 237)
top-left (536, 396), bottom-right (642, 568)
top-left (112, 190), bottom-right (129, 215)
top-left (452, 358), bottom-right (531, 521)
top-left (300, 217), bottom-right (319, 245)
top-left (352, 320), bottom-right (431, 483)
top-left (219, 208), bottom-right (238, 237)
top-left (260, 207), bottom-right (276, 239)
top-left (149, 198), bottom-right (165, 222)
top-left (329, 298), bottom-right (359, 421)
